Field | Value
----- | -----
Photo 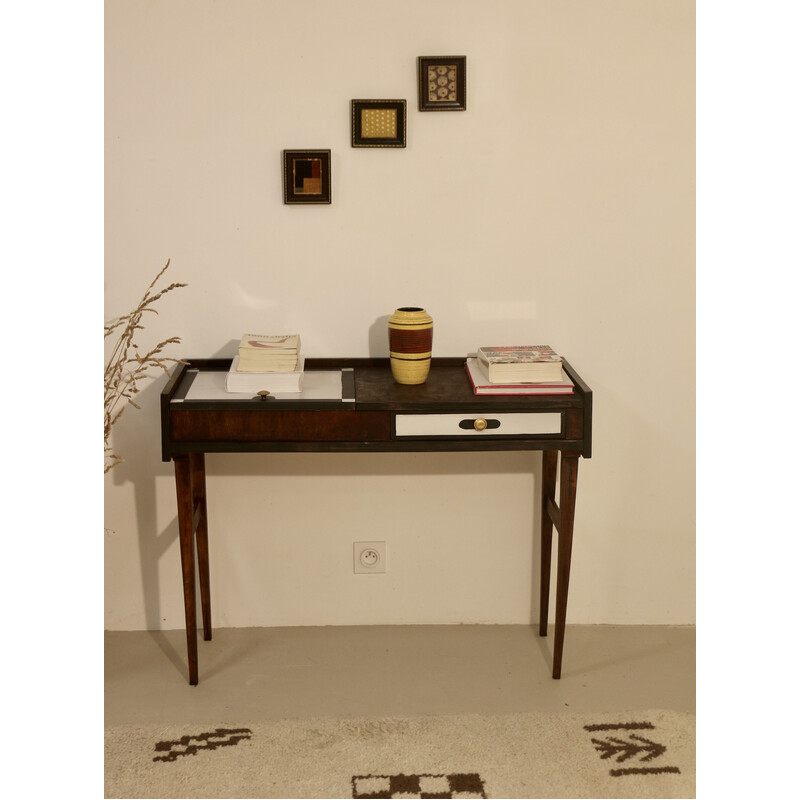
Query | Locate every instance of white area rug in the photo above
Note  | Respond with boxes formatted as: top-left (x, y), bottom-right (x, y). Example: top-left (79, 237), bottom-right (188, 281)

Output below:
top-left (105, 709), bottom-right (695, 798)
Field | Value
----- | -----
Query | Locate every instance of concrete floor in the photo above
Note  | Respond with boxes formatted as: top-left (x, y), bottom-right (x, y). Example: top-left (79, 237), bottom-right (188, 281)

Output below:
top-left (105, 624), bottom-right (695, 725)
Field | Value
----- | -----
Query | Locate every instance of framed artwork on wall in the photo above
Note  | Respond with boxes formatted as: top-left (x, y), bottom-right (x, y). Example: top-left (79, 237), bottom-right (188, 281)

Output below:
top-left (417, 56), bottom-right (467, 111)
top-left (283, 149), bottom-right (332, 204)
top-left (351, 100), bottom-right (407, 148)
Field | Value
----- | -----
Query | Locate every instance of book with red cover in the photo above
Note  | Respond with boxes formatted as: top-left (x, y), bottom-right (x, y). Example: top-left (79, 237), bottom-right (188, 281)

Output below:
top-left (465, 358), bottom-right (573, 395)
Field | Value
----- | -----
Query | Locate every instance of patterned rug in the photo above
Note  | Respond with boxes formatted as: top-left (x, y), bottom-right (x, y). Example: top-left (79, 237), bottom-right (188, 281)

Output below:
top-left (104, 709), bottom-right (695, 798)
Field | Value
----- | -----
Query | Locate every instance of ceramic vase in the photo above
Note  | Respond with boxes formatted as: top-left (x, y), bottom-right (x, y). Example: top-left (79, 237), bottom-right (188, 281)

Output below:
top-left (388, 307), bottom-right (433, 384)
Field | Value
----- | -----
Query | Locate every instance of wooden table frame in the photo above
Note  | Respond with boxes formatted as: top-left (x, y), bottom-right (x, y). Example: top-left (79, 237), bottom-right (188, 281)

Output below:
top-left (161, 357), bottom-right (592, 685)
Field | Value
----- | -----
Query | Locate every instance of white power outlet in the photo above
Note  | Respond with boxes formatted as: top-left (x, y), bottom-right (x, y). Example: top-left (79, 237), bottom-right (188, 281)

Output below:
top-left (354, 541), bottom-right (386, 574)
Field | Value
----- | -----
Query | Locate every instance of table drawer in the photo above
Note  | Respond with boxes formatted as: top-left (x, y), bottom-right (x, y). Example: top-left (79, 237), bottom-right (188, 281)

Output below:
top-left (394, 412), bottom-right (563, 438)
top-left (170, 409), bottom-right (391, 442)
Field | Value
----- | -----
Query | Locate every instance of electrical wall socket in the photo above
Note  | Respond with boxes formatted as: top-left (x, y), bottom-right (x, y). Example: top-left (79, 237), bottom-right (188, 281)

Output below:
top-left (353, 541), bottom-right (386, 574)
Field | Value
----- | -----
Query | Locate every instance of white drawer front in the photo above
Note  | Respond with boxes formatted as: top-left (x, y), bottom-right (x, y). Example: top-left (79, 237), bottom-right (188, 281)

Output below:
top-left (395, 412), bottom-right (562, 437)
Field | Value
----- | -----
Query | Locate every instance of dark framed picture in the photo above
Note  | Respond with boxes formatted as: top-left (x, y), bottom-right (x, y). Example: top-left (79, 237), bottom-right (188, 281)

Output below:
top-left (351, 100), bottom-right (407, 148)
top-left (418, 56), bottom-right (467, 111)
top-left (282, 149), bottom-right (331, 204)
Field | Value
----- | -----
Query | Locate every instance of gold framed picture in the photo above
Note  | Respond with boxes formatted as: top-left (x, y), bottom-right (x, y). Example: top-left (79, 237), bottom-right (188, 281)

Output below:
top-left (351, 100), bottom-right (407, 148)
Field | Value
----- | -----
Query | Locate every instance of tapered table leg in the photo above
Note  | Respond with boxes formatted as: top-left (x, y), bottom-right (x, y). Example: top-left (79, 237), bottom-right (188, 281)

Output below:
top-left (174, 455), bottom-right (198, 685)
top-left (539, 450), bottom-right (558, 636)
top-left (190, 453), bottom-right (212, 642)
top-left (552, 453), bottom-right (579, 679)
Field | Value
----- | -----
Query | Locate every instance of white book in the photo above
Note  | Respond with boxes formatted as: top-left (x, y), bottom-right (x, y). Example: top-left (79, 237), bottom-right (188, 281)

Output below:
top-left (225, 356), bottom-right (305, 393)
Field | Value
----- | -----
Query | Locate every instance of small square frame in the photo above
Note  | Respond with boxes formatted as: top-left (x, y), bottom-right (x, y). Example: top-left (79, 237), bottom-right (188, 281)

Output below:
top-left (351, 100), bottom-right (407, 148)
top-left (282, 149), bottom-right (331, 204)
top-left (418, 56), bottom-right (467, 111)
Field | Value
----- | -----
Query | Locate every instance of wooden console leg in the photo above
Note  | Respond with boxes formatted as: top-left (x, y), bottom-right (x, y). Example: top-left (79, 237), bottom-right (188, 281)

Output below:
top-left (174, 455), bottom-right (199, 685)
top-left (552, 453), bottom-right (579, 679)
top-left (539, 450), bottom-right (558, 636)
top-left (190, 453), bottom-right (212, 642)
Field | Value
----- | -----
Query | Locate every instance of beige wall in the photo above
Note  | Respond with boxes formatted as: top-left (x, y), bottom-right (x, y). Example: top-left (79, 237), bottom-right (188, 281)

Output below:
top-left (104, 0), bottom-right (695, 630)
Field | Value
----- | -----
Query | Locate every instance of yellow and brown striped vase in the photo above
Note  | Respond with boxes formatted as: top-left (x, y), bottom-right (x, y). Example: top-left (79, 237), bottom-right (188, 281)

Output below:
top-left (388, 307), bottom-right (433, 384)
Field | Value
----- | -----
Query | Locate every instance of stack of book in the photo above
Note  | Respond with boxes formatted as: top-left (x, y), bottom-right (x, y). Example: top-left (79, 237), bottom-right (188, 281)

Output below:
top-left (226, 333), bottom-right (304, 393)
top-left (235, 333), bottom-right (301, 371)
top-left (465, 345), bottom-right (574, 395)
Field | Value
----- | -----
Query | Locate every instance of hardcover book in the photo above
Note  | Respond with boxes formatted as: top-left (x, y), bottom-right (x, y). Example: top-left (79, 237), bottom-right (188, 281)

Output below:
top-left (465, 358), bottom-right (573, 395)
top-left (226, 356), bottom-right (305, 393)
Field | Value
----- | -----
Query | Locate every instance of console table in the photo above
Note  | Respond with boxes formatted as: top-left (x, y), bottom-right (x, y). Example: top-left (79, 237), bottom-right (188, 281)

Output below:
top-left (160, 357), bottom-right (592, 685)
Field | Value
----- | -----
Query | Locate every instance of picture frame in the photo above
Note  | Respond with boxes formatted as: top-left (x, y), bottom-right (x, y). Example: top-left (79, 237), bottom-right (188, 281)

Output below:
top-left (351, 100), bottom-right (407, 148)
top-left (417, 56), bottom-right (467, 112)
top-left (282, 149), bottom-right (331, 204)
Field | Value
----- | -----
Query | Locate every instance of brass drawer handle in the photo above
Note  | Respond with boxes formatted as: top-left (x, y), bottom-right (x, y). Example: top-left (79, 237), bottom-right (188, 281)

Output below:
top-left (458, 418), bottom-right (501, 432)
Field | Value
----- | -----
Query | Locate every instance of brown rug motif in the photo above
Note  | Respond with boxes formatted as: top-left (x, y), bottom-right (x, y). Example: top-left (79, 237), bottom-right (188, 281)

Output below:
top-left (584, 721), bottom-right (681, 777)
top-left (352, 772), bottom-right (486, 799)
top-left (153, 727), bottom-right (253, 762)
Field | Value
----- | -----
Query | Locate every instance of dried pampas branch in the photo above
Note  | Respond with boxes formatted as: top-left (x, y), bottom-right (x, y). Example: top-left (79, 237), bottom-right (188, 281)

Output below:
top-left (104, 259), bottom-right (187, 472)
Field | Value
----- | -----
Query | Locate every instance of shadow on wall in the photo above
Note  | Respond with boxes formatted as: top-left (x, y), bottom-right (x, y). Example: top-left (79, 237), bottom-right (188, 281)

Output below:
top-left (369, 315), bottom-right (390, 357)
top-left (107, 339), bottom-right (239, 632)
top-left (109, 372), bottom-right (178, 633)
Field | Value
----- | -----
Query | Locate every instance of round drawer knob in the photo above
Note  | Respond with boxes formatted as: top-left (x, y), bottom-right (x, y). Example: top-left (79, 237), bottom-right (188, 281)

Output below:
top-left (474, 418), bottom-right (488, 431)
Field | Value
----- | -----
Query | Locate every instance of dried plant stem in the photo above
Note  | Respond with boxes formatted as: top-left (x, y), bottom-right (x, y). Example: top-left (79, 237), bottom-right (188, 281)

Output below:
top-left (104, 259), bottom-right (187, 472)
